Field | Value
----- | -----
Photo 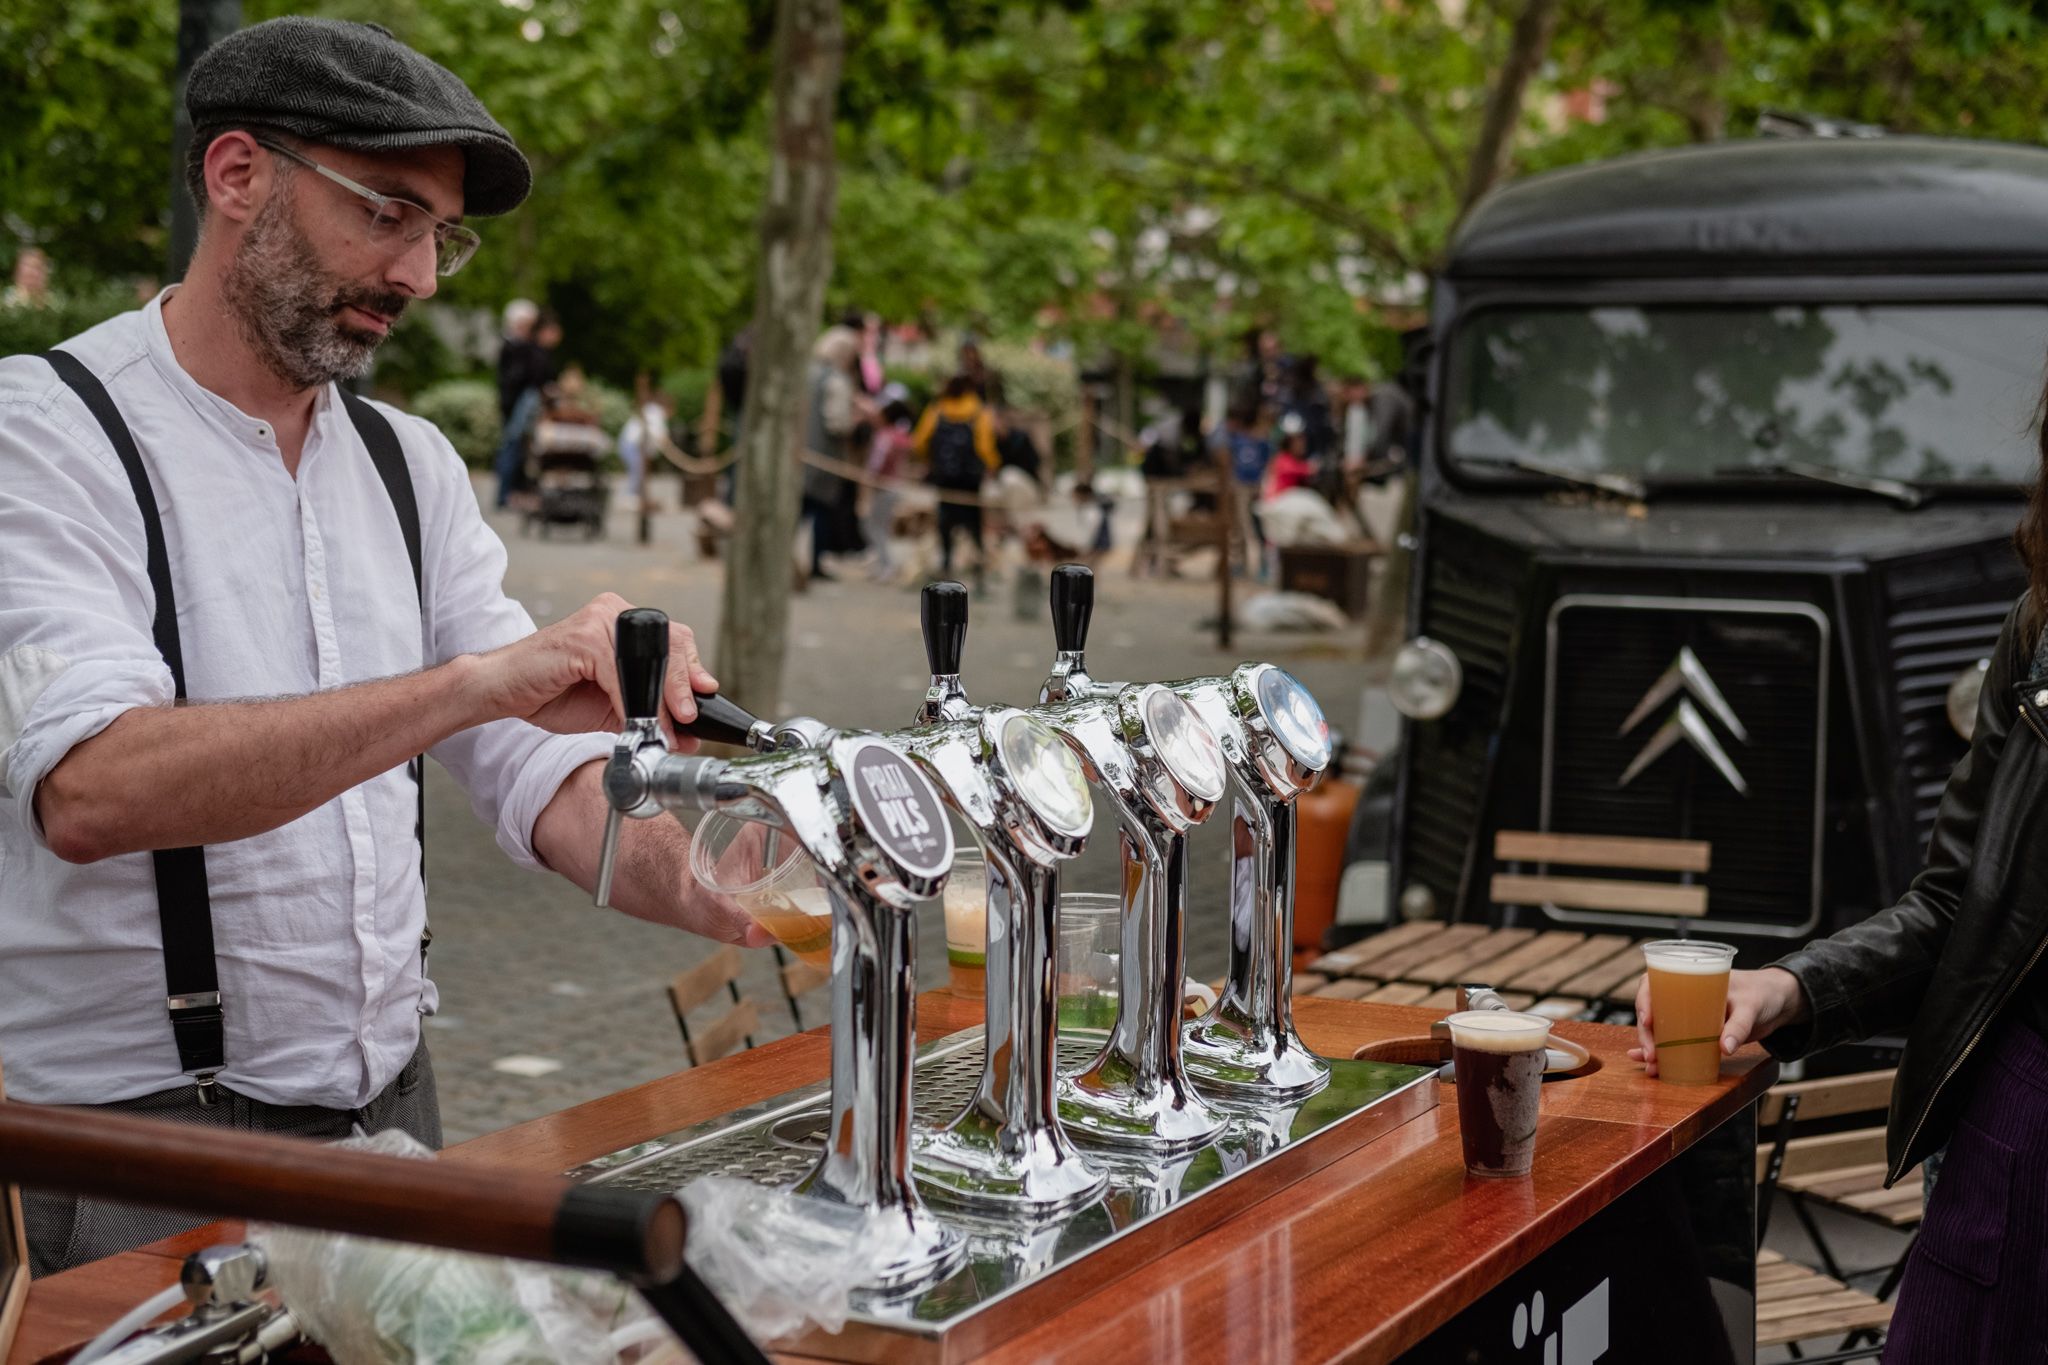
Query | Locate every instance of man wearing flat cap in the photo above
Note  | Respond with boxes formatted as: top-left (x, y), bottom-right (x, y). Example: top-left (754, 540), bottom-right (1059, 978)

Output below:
top-left (0, 18), bottom-right (761, 1274)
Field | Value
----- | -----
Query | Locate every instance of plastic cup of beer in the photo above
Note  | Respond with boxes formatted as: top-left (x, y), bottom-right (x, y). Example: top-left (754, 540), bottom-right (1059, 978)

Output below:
top-left (1447, 1010), bottom-right (1551, 1177)
top-left (688, 813), bottom-right (832, 969)
top-left (1055, 892), bottom-right (1121, 1033)
top-left (1641, 940), bottom-right (1738, 1085)
top-left (942, 846), bottom-right (988, 999)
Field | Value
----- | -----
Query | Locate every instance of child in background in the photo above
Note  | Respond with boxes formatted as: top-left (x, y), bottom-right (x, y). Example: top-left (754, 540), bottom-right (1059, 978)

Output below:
top-left (864, 388), bottom-right (916, 580)
top-left (1265, 412), bottom-right (1317, 498)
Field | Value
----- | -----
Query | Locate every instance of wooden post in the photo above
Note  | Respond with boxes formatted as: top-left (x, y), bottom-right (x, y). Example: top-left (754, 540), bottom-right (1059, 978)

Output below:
top-left (1216, 447), bottom-right (1234, 652)
top-left (713, 0), bottom-right (844, 716)
top-left (1077, 388), bottom-right (1098, 486)
top-left (698, 382), bottom-right (723, 466)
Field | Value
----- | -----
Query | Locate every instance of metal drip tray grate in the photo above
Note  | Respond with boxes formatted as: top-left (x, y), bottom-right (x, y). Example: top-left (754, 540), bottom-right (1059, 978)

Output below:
top-left (576, 1032), bottom-right (1108, 1194)
top-left (569, 1027), bottom-right (1436, 1362)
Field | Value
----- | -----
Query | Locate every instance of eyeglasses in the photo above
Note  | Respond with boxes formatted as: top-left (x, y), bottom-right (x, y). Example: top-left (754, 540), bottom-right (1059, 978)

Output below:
top-left (256, 138), bottom-right (481, 277)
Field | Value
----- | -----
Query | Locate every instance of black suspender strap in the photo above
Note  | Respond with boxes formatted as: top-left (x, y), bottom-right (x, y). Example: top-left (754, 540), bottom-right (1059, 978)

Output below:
top-left (42, 350), bottom-right (226, 1093)
top-left (338, 388), bottom-right (428, 896)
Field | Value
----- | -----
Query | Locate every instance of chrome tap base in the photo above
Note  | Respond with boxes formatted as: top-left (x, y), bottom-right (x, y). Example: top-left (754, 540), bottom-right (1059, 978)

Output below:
top-left (911, 1117), bottom-right (1109, 1217)
top-left (1182, 1010), bottom-right (1333, 1102)
top-left (833, 1200), bottom-right (969, 1297)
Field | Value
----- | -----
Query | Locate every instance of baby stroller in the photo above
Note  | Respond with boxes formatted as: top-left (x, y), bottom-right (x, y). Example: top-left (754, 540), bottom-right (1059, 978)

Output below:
top-left (521, 409), bottom-right (612, 539)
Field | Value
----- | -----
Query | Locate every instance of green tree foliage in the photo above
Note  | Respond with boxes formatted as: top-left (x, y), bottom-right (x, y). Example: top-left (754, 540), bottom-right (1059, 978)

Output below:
top-left (10, 0), bottom-right (2048, 387)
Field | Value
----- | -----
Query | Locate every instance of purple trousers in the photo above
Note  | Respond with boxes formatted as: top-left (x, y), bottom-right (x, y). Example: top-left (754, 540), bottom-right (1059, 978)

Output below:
top-left (1884, 1020), bottom-right (2048, 1362)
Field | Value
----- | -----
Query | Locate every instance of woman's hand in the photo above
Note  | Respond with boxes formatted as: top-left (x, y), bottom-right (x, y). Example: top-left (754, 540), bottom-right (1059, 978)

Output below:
top-left (1628, 966), bottom-right (1809, 1077)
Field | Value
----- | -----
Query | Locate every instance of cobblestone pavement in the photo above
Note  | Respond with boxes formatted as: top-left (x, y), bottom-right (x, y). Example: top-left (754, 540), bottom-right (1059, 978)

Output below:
top-left (426, 478), bottom-right (1387, 1143)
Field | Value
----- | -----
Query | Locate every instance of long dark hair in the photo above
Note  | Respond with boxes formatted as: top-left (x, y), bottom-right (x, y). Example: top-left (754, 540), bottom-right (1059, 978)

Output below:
top-left (2019, 385), bottom-right (2048, 648)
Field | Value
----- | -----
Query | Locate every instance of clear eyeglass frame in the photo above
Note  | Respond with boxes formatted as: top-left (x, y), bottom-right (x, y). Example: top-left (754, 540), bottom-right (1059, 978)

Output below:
top-left (256, 138), bottom-right (481, 276)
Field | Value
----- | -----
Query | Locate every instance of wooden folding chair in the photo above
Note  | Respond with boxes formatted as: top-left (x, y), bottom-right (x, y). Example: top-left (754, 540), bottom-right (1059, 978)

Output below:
top-left (1752, 1069), bottom-right (1918, 1358)
top-left (771, 945), bottom-right (829, 1032)
top-left (667, 946), bottom-right (760, 1067)
top-left (1490, 829), bottom-right (1712, 922)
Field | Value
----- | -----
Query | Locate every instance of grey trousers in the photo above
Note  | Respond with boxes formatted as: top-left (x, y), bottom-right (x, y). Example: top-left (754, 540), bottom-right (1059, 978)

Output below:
top-left (22, 1038), bottom-right (441, 1277)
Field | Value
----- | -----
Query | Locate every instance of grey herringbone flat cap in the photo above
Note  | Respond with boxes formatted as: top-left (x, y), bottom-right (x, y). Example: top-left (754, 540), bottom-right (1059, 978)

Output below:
top-left (187, 17), bottom-right (531, 216)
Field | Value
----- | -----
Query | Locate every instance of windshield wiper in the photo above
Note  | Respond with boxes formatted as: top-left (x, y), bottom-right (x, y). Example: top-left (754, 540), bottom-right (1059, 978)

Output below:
top-left (1460, 455), bottom-right (1647, 502)
top-left (1712, 460), bottom-right (1924, 509)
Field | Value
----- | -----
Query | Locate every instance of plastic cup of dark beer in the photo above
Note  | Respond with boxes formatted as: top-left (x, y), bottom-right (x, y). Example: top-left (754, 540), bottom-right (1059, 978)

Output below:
top-left (1447, 1010), bottom-right (1551, 1178)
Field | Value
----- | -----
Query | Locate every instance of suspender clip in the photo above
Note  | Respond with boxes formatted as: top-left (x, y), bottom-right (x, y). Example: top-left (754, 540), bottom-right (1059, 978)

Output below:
top-left (193, 1072), bottom-right (222, 1106)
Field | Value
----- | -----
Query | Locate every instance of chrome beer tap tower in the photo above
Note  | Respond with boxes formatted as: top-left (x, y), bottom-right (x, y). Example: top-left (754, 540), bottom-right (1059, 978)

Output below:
top-left (594, 609), bottom-right (967, 1293)
top-left (901, 582), bottom-right (1109, 1216)
top-left (1036, 566), bottom-right (1232, 1153)
top-left (1174, 660), bottom-right (1335, 1101)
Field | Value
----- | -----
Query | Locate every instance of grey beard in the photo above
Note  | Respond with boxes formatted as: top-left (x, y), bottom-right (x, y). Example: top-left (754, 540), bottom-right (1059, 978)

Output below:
top-left (220, 178), bottom-right (393, 392)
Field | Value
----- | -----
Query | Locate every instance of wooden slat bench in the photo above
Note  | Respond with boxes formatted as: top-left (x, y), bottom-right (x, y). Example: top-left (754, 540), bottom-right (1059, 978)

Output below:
top-left (1306, 921), bottom-right (1650, 1020)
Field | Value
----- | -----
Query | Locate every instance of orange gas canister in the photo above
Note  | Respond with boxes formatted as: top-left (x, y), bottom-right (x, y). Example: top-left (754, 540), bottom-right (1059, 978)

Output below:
top-left (1293, 773), bottom-right (1361, 954)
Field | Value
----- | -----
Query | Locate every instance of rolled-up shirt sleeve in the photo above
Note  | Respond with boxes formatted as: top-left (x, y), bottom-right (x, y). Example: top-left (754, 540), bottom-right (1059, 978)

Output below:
top-left (0, 392), bottom-right (176, 846)
top-left (409, 420), bottom-right (609, 870)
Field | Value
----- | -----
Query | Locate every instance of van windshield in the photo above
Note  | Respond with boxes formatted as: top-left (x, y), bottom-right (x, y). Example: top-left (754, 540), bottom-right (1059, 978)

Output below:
top-left (1443, 304), bottom-right (2048, 490)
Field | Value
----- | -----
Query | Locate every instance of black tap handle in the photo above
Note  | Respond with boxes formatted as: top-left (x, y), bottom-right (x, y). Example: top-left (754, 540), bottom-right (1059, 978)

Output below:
top-left (615, 608), bottom-right (669, 723)
top-left (921, 581), bottom-right (969, 676)
top-left (1050, 563), bottom-right (1094, 653)
top-left (685, 691), bottom-right (769, 748)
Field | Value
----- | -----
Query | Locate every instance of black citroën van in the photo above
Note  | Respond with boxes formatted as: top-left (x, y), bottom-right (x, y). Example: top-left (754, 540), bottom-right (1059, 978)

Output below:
top-left (1374, 136), bottom-right (2048, 963)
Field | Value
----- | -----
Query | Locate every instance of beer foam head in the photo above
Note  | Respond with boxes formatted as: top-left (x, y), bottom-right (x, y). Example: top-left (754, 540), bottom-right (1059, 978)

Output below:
top-left (1641, 940), bottom-right (1737, 975)
top-left (1446, 1010), bottom-right (1551, 1054)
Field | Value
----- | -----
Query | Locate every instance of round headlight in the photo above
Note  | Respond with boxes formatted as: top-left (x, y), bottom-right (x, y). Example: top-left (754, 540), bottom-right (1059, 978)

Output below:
top-left (1389, 637), bottom-right (1464, 721)
top-left (1399, 882), bottom-right (1438, 921)
top-left (1947, 658), bottom-right (1990, 740)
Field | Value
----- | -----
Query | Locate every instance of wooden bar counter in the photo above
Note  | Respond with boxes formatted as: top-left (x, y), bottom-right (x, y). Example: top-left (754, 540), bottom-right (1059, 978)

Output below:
top-left (10, 994), bottom-right (1774, 1364)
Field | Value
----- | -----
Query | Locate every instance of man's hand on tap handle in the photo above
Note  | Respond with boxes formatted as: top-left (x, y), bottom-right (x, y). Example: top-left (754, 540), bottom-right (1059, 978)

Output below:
top-left (474, 593), bottom-right (719, 744)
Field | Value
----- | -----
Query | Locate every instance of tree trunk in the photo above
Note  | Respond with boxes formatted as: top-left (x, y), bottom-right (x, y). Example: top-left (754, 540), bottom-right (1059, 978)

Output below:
top-left (714, 0), bottom-right (844, 716)
top-left (1458, 0), bottom-right (1562, 213)
top-left (167, 0), bottom-right (241, 280)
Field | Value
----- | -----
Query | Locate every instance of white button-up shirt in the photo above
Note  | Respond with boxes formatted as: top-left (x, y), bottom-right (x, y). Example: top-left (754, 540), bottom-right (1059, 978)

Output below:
top-left (0, 291), bottom-right (609, 1108)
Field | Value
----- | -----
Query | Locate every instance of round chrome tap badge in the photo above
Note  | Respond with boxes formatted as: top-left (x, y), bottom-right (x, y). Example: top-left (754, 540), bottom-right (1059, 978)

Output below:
top-left (1255, 666), bottom-right (1333, 772)
top-left (998, 712), bottom-right (1092, 839)
top-left (1140, 686), bottom-right (1227, 803)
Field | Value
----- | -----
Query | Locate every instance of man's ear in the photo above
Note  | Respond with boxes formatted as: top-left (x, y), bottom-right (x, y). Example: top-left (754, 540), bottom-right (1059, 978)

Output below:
top-left (202, 131), bottom-right (274, 226)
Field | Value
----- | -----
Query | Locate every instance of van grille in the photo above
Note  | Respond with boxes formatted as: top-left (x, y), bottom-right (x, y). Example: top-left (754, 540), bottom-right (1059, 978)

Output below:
top-left (1544, 597), bottom-right (1827, 933)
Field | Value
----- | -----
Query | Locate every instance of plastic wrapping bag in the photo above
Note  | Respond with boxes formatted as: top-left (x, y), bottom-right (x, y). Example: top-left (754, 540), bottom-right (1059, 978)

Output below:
top-left (253, 1132), bottom-right (680, 1365)
top-left (679, 1175), bottom-right (914, 1341)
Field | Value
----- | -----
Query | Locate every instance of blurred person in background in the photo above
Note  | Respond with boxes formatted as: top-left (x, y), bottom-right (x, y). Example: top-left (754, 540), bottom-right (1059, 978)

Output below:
top-left (801, 325), bottom-right (873, 582)
top-left (493, 305), bottom-right (558, 509)
top-left (617, 386), bottom-right (677, 512)
top-left (863, 387), bottom-right (916, 581)
top-left (4, 247), bottom-right (54, 308)
top-left (914, 373), bottom-right (999, 591)
top-left (1265, 412), bottom-right (1317, 498)
top-left (1214, 402), bottom-right (1273, 576)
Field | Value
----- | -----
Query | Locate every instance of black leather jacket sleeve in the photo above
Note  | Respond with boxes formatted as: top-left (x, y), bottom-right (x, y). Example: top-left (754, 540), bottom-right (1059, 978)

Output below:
top-left (1764, 597), bottom-right (2027, 1060)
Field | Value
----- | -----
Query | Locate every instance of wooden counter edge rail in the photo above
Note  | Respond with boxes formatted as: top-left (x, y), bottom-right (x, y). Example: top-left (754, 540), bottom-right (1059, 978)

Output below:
top-left (0, 1100), bottom-right (685, 1284)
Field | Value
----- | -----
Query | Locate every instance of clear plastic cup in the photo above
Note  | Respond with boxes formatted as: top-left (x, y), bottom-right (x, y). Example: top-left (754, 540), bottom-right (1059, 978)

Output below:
top-left (1641, 940), bottom-right (1738, 1085)
top-left (1446, 1010), bottom-right (1551, 1177)
top-left (942, 846), bottom-right (988, 998)
top-left (1056, 892), bottom-right (1121, 1034)
top-left (688, 813), bottom-right (832, 969)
